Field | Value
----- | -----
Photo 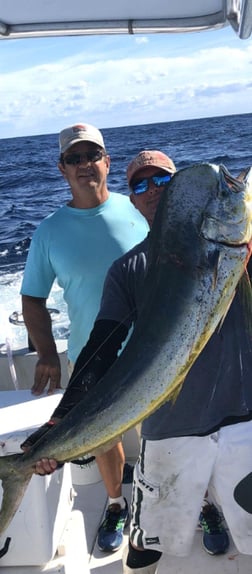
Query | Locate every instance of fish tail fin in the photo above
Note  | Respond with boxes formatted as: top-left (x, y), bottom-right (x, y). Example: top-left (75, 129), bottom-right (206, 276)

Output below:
top-left (0, 454), bottom-right (32, 536)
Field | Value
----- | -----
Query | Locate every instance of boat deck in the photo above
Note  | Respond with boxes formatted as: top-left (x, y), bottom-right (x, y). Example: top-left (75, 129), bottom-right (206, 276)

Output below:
top-left (76, 478), bottom-right (252, 574)
top-left (0, 463), bottom-right (251, 574)
top-left (0, 377), bottom-right (251, 573)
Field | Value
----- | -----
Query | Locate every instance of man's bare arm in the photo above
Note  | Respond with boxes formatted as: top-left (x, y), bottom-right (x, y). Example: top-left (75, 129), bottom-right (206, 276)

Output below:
top-left (22, 294), bottom-right (61, 395)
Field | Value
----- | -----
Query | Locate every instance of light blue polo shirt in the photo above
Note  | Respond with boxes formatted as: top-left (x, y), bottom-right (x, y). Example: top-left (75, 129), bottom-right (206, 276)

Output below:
top-left (21, 192), bottom-right (149, 362)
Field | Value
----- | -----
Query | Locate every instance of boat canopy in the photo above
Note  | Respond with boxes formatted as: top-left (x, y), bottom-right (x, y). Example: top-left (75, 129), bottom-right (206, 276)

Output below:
top-left (0, 0), bottom-right (251, 40)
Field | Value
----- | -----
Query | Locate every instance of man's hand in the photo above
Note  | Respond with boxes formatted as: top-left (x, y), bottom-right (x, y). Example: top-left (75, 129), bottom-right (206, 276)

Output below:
top-left (33, 458), bottom-right (58, 475)
top-left (22, 295), bottom-right (61, 395)
top-left (21, 419), bottom-right (59, 450)
top-left (32, 352), bottom-right (61, 395)
top-left (21, 419), bottom-right (61, 476)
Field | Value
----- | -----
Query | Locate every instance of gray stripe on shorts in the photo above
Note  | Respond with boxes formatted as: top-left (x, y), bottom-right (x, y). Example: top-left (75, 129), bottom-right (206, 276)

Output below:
top-left (130, 439), bottom-right (147, 548)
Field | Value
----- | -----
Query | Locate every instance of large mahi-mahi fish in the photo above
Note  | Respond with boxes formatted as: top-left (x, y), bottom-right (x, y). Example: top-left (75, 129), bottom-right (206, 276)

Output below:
top-left (0, 163), bottom-right (252, 536)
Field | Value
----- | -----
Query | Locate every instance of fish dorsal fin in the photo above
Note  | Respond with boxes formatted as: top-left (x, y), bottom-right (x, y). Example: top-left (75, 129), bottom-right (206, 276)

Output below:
top-left (236, 166), bottom-right (251, 183)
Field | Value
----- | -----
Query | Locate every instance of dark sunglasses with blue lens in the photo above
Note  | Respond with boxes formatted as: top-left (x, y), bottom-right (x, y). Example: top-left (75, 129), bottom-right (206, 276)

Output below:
top-left (131, 173), bottom-right (172, 195)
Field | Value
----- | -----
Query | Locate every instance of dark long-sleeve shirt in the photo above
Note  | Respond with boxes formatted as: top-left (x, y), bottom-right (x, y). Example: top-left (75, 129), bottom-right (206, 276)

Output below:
top-left (55, 236), bottom-right (252, 439)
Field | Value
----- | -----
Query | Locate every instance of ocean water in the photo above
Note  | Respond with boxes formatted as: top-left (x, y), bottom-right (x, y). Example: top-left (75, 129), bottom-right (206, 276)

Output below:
top-left (1, 113), bottom-right (252, 349)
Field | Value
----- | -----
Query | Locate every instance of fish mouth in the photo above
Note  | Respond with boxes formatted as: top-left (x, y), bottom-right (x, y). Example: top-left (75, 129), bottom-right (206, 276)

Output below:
top-left (199, 164), bottom-right (252, 247)
top-left (200, 214), bottom-right (252, 248)
top-left (201, 232), bottom-right (251, 249)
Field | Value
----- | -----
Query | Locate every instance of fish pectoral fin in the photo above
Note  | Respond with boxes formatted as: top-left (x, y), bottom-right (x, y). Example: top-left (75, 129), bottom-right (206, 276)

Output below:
top-left (209, 249), bottom-right (221, 289)
top-left (169, 379), bottom-right (185, 405)
top-left (237, 270), bottom-right (252, 335)
top-left (216, 290), bottom-right (236, 333)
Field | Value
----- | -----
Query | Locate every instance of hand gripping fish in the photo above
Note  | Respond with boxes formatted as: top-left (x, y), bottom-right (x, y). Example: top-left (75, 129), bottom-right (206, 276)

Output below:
top-left (1, 163), bottom-right (252, 536)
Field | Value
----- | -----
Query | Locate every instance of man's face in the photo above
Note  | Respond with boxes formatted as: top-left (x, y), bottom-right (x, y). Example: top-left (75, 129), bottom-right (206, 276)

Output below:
top-left (58, 141), bottom-right (110, 198)
top-left (130, 166), bottom-right (171, 227)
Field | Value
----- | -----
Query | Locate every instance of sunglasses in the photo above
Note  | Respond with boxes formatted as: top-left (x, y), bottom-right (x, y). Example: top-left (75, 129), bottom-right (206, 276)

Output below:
top-left (131, 173), bottom-right (172, 195)
top-left (63, 149), bottom-right (105, 165)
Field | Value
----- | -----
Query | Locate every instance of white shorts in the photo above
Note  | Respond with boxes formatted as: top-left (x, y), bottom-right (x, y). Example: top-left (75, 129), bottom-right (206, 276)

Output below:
top-left (130, 421), bottom-right (252, 556)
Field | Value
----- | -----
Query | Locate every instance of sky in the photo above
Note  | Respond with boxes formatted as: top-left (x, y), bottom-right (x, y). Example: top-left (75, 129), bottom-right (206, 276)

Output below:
top-left (0, 25), bottom-right (252, 139)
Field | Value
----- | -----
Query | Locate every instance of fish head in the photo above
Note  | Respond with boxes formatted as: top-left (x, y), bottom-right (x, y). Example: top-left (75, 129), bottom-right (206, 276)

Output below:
top-left (148, 163), bottom-right (252, 270)
top-left (200, 164), bottom-right (252, 246)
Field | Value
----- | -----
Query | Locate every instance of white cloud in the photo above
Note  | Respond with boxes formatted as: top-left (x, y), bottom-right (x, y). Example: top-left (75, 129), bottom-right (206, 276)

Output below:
top-left (135, 36), bottom-right (149, 44)
top-left (0, 32), bottom-right (252, 138)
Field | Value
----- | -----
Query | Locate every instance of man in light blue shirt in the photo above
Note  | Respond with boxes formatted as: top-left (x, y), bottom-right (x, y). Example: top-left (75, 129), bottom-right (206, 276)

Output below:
top-left (21, 123), bottom-right (149, 552)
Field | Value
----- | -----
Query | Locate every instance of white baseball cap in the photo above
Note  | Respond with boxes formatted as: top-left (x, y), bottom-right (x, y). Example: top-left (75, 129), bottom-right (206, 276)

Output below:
top-left (59, 123), bottom-right (105, 153)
